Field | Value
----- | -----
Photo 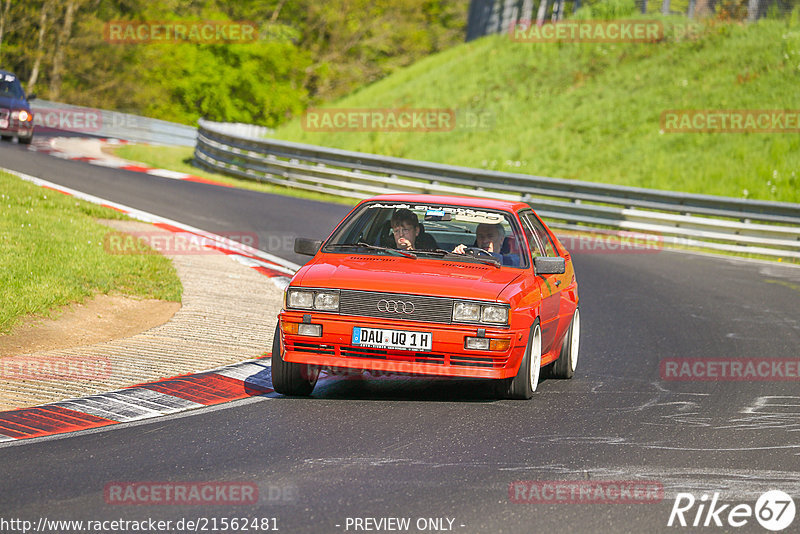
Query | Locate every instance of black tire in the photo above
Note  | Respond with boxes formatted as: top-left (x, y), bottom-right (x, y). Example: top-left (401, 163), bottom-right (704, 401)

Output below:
top-left (270, 324), bottom-right (319, 396)
top-left (550, 308), bottom-right (580, 379)
top-left (18, 135), bottom-right (32, 145)
top-left (498, 320), bottom-right (542, 400)
top-left (0, 135), bottom-right (12, 142)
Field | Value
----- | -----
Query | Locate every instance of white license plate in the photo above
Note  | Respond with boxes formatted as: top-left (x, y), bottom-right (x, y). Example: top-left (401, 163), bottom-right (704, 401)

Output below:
top-left (0, 119), bottom-right (8, 129)
top-left (352, 327), bottom-right (432, 351)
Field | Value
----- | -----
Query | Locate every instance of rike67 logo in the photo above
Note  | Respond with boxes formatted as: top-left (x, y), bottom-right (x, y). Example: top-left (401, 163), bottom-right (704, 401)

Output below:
top-left (668, 490), bottom-right (795, 531)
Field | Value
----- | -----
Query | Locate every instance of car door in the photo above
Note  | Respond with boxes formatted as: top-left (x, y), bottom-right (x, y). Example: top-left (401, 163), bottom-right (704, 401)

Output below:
top-left (522, 211), bottom-right (576, 352)
top-left (519, 210), bottom-right (565, 356)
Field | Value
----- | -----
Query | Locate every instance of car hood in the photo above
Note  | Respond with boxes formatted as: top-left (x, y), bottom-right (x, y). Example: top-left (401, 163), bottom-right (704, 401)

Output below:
top-left (0, 95), bottom-right (30, 110)
top-left (293, 254), bottom-right (523, 301)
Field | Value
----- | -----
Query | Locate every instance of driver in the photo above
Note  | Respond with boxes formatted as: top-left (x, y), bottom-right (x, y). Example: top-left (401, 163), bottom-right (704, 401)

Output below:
top-left (452, 223), bottom-right (520, 266)
top-left (391, 209), bottom-right (437, 250)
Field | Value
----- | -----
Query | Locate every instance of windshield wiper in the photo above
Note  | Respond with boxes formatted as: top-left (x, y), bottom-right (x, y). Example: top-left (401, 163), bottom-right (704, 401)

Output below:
top-left (415, 249), bottom-right (500, 268)
top-left (327, 242), bottom-right (417, 259)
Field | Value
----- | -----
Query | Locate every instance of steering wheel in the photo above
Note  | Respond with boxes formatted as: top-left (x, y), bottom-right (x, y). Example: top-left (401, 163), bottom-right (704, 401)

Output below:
top-left (465, 246), bottom-right (494, 258)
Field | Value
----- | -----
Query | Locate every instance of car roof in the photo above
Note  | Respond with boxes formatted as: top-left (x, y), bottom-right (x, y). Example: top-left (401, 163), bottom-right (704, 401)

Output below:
top-left (362, 194), bottom-right (529, 213)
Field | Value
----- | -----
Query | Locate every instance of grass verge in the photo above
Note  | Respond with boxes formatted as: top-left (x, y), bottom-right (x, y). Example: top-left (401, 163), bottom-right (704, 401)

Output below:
top-left (0, 170), bottom-right (182, 334)
top-left (271, 14), bottom-right (800, 204)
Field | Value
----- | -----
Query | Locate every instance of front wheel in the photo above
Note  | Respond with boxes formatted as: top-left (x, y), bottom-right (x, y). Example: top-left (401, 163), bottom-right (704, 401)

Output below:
top-left (270, 323), bottom-right (319, 396)
top-left (550, 308), bottom-right (580, 379)
top-left (498, 322), bottom-right (542, 400)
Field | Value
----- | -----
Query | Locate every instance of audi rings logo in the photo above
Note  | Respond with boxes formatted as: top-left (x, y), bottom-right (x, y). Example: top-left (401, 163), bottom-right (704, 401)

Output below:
top-left (377, 299), bottom-right (415, 314)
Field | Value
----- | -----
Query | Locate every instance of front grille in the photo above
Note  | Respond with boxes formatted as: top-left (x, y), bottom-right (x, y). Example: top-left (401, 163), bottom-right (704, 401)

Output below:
top-left (285, 341), bottom-right (335, 356)
top-left (339, 290), bottom-right (454, 324)
top-left (450, 354), bottom-right (509, 368)
top-left (340, 346), bottom-right (446, 365)
top-left (290, 341), bottom-right (503, 370)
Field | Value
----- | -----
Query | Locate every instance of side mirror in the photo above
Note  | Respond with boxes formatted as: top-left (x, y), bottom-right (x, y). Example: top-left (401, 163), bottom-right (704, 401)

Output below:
top-left (27, 93), bottom-right (37, 101)
top-left (534, 256), bottom-right (565, 275)
top-left (294, 237), bottom-right (322, 256)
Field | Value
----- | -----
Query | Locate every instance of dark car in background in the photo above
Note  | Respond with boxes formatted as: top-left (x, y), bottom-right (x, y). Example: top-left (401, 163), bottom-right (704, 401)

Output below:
top-left (0, 69), bottom-right (34, 145)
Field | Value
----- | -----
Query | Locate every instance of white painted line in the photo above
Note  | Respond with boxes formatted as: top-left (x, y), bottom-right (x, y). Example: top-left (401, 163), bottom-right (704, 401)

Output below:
top-left (54, 395), bottom-right (164, 423)
top-left (87, 159), bottom-right (128, 169)
top-left (271, 276), bottom-right (290, 290)
top-left (215, 362), bottom-right (272, 382)
top-left (2, 167), bottom-right (301, 274)
top-left (204, 358), bottom-right (271, 373)
top-left (52, 387), bottom-right (206, 423)
top-left (52, 400), bottom-right (125, 422)
top-left (146, 168), bottom-right (192, 179)
top-left (227, 254), bottom-right (295, 275)
top-left (103, 388), bottom-right (203, 413)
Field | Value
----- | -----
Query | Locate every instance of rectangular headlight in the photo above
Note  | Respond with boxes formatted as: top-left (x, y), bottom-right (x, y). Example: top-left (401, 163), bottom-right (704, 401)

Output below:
top-left (314, 291), bottom-right (339, 311)
top-left (453, 300), bottom-right (509, 326)
top-left (481, 306), bottom-right (508, 324)
top-left (286, 288), bottom-right (340, 312)
top-left (453, 302), bottom-right (481, 322)
top-left (287, 289), bottom-right (314, 309)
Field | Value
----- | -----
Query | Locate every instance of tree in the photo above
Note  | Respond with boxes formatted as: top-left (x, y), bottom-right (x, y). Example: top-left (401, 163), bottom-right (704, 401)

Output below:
top-left (50, 0), bottom-right (83, 100)
top-left (28, 0), bottom-right (55, 91)
top-left (0, 0), bottom-right (11, 62)
top-left (536, 0), bottom-right (550, 25)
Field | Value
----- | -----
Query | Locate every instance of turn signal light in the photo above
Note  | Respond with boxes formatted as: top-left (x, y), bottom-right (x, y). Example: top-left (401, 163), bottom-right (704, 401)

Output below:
top-left (489, 338), bottom-right (510, 351)
top-left (281, 321), bottom-right (299, 334)
top-left (465, 337), bottom-right (511, 351)
top-left (281, 321), bottom-right (322, 337)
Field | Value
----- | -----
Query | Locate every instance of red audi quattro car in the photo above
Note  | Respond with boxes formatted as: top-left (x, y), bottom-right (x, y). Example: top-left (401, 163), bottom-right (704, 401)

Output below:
top-left (272, 194), bottom-right (580, 399)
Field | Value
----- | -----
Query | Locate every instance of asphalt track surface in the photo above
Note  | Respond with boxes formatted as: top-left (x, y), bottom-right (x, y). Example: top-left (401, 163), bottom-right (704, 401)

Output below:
top-left (1, 138), bottom-right (799, 533)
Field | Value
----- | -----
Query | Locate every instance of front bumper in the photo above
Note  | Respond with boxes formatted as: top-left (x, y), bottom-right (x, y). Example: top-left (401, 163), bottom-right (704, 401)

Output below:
top-left (278, 311), bottom-right (528, 379)
top-left (0, 109), bottom-right (34, 138)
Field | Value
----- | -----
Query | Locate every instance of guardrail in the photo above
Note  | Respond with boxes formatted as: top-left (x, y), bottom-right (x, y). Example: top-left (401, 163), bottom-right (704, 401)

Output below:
top-left (32, 99), bottom-right (197, 146)
top-left (194, 118), bottom-right (800, 260)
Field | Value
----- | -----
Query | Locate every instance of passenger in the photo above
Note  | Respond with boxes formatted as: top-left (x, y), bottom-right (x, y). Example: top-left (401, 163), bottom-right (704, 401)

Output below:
top-left (390, 209), bottom-right (438, 250)
top-left (452, 223), bottom-right (520, 266)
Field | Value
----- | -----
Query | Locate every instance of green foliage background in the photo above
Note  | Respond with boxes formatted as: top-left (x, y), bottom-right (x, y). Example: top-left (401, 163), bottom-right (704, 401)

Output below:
top-left (0, 0), bottom-right (468, 126)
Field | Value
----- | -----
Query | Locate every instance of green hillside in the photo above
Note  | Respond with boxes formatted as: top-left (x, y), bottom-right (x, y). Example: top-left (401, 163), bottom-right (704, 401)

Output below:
top-left (272, 13), bottom-right (800, 203)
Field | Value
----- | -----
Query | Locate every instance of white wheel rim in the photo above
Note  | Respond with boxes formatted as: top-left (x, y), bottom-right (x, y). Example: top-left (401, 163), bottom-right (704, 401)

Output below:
top-left (529, 325), bottom-right (542, 392)
top-left (570, 309), bottom-right (580, 373)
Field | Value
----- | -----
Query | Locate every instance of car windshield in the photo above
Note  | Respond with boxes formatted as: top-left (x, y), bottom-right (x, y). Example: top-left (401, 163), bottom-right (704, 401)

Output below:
top-left (323, 201), bottom-right (529, 268)
top-left (0, 74), bottom-right (25, 99)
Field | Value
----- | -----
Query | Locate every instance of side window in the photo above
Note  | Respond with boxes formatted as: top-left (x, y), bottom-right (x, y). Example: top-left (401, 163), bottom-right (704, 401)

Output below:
top-left (519, 217), bottom-right (542, 259)
top-left (520, 211), bottom-right (558, 257)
